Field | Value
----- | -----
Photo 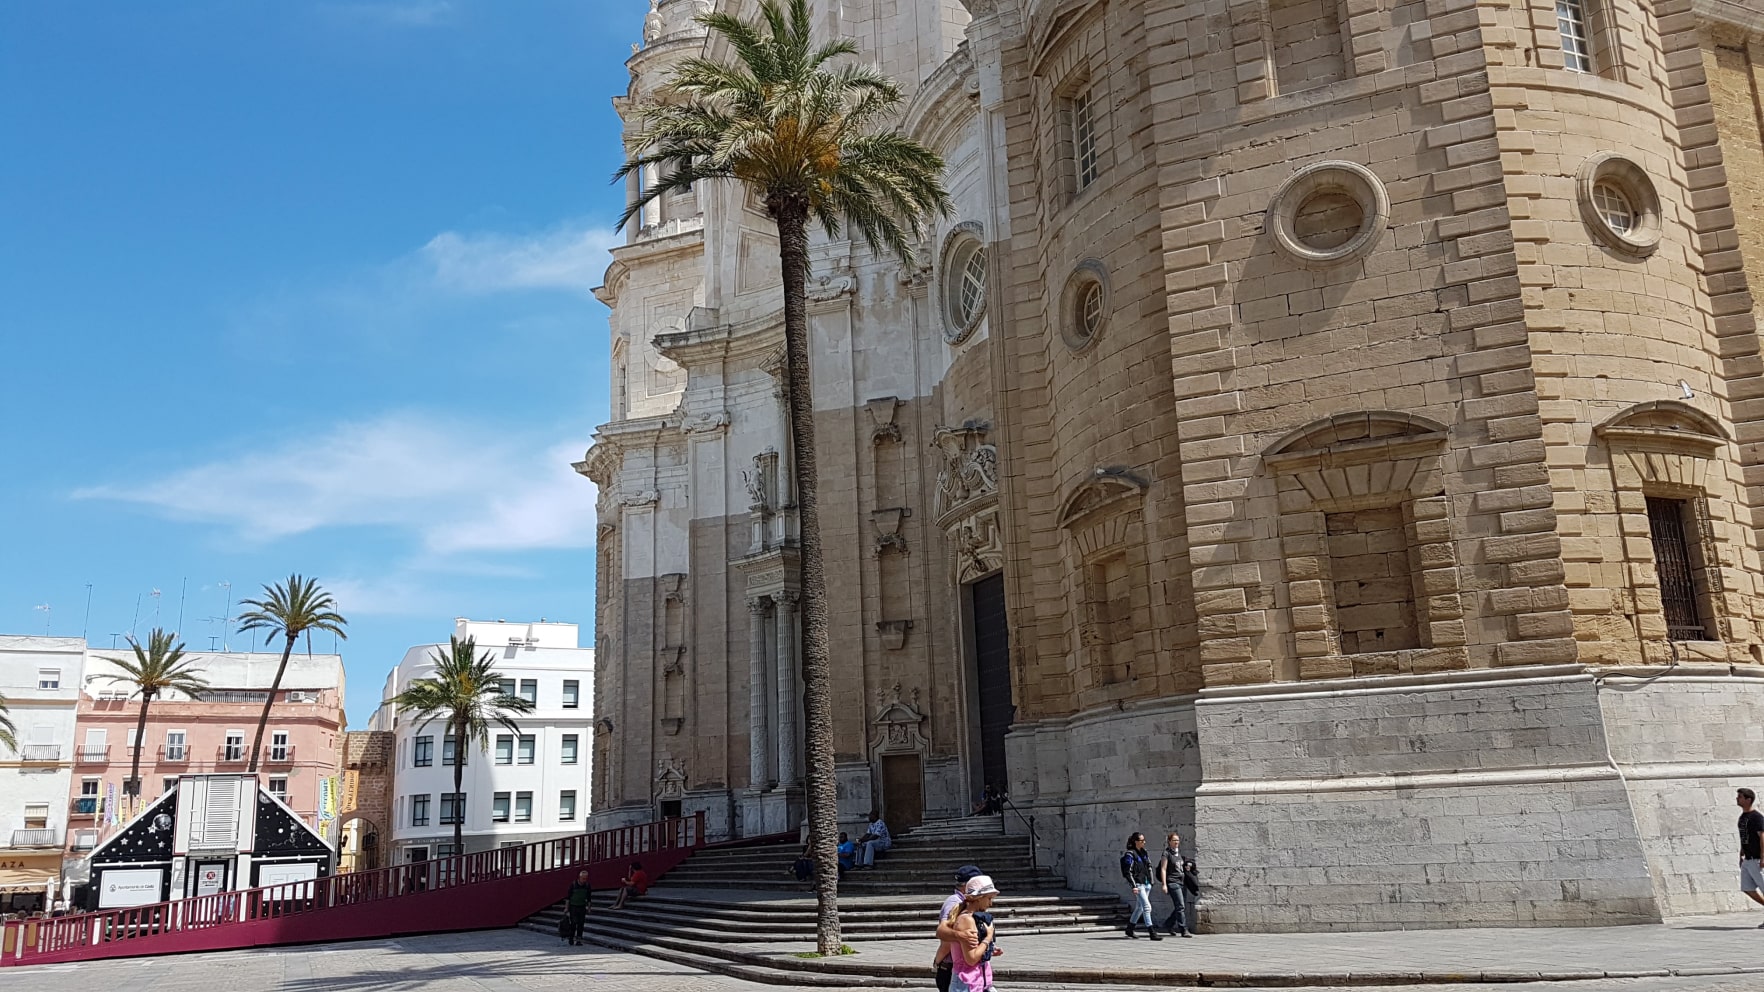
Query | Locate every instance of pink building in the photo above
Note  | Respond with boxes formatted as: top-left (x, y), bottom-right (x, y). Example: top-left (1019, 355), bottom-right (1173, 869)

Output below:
top-left (66, 650), bottom-right (346, 859)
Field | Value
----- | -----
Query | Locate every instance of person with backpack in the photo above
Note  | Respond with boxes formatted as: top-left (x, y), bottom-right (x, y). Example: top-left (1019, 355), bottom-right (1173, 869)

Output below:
top-left (945, 874), bottom-right (1003, 992)
top-left (1120, 832), bottom-right (1161, 939)
top-left (1157, 832), bottom-right (1196, 937)
top-left (562, 870), bottom-right (591, 946)
top-left (933, 864), bottom-right (986, 992)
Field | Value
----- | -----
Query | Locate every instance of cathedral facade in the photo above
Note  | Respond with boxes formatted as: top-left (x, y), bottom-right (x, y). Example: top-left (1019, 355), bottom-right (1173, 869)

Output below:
top-left (582, 0), bottom-right (1764, 929)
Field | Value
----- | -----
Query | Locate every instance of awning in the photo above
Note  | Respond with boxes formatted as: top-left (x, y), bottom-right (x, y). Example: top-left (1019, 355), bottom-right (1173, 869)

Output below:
top-left (0, 851), bottom-right (63, 889)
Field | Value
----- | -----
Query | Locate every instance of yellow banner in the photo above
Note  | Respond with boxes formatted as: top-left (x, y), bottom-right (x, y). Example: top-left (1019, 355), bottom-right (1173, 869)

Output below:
top-left (342, 769), bottom-right (360, 814)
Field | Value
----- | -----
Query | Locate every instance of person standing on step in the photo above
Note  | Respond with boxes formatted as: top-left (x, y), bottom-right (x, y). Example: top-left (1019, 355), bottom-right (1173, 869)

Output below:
top-left (1120, 832), bottom-right (1162, 940)
top-left (947, 874), bottom-right (1003, 992)
top-left (933, 864), bottom-right (985, 992)
top-left (564, 870), bottom-right (592, 946)
top-left (857, 810), bottom-right (892, 870)
top-left (1738, 787), bottom-right (1764, 923)
top-left (1157, 832), bottom-right (1195, 938)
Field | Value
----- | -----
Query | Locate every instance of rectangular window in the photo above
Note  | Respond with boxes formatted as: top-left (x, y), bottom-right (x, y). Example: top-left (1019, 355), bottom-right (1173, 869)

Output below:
top-left (495, 734), bottom-right (514, 765)
top-left (518, 735), bottom-right (536, 764)
top-left (498, 678), bottom-right (516, 699)
top-left (562, 680), bottom-right (580, 708)
top-left (443, 735), bottom-right (464, 766)
top-left (435, 843), bottom-right (459, 858)
top-left (519, 679), bottom-right (538, 705)
top-left (127, 728), bottom-right (138, 748)
top-left (24, 803), bottom-right (49, 828)
top-left (411, 794), bottom-right (431, 826)
top-left (224, 731), bottom-right (245, 762)
top-left (492, 792), bottom-right (511, 823)
top-left (440, 793), bottom-right (465, 824)
top-left (1072, 86), bottom-right (1099, 190)
top-left (269, 730), bottom-right (290, 762)
top-left (38, 669), bottom-right (60, 690)
top-left (1648, 496), bottom-right (1711, 640)
top-left (514, 792), bottom-right (532, 823)
top-left (1326, 506), bottom-right (1421, 655)
top-left (561, 734), bottom-right (579, 765)
top-left (162, 776), bottom-right (179, 796)
top-left (80, 779), bottom-right (100, 797)
top-left (1556, 0), bottom-right (1593, 72)
top-left (413, 736), bottom-right (434, 767)
top-left (165, 730), bottom-right (187, 762)
top-left (269, 777), bottom-right (288, 803)
top-left (559, 790), bottom-right (577, 821)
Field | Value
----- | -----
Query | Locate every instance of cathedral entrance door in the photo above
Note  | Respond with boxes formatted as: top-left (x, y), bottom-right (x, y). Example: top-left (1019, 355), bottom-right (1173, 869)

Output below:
top-left (970, 572), bottom-right (1013, 797)
top-left (881, 754), bottom-right (923, 830)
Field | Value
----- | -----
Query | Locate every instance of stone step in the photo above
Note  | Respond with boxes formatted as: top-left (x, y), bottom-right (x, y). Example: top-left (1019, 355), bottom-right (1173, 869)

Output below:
top-left (555, 890), bottom-right (1124, 918)
top-left (526, 903), bottom-right (1122, 942)
top-left (656, 878), bottom-right (1075, 893)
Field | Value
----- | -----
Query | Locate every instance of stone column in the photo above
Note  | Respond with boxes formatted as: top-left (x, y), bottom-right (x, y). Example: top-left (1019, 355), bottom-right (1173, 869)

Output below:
top-left (747, 597), bottom-right (772, 789)
top-left (775, 591), bottom-right (799, 785)
top-left (624, 169), bottom-right (640, 242)
top-left (641, 161), bottom-right (663, 228)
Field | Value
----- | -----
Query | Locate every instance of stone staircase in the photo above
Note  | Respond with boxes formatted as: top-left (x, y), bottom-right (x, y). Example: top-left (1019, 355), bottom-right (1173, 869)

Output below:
top-left (517, 816), bottom-right (1124, 984)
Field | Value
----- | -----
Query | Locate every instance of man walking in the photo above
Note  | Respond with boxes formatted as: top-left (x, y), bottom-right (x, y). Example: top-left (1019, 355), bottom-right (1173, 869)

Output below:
top-left (934, 864), bottom-right (985, 992)
top-left (1157, 832), bottom-right (1195, 937)
top-left (1739, 788), bottom-right (1764, 924)
top-left (564, 870), bottom-right (592, 946)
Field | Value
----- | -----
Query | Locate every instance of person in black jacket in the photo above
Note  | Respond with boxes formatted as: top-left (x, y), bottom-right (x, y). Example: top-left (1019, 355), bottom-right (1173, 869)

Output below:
top-left (1157, 832), bottom-right (1195, 937)
top-left (1119, 832), bottom-right (1161, 940)
top-left (564, 870), bottom-right (592, 946)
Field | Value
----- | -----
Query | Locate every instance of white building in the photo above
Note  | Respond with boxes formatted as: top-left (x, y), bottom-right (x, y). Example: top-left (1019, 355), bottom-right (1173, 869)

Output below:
top-left (375, 620), bottom-right (593, 861)
top-left (0, 635), bottom-right (86, 911)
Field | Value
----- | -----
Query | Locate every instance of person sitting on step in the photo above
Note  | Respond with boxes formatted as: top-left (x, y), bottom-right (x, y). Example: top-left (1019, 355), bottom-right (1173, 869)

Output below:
top-left (856, 810), bottom-right (891, 870)
top-left (608, 860), bottom-right (648, 910)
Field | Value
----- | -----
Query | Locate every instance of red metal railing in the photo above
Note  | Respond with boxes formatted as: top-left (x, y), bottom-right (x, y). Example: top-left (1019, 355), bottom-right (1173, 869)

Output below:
top-left (0, 812), bottom-right (704, 967)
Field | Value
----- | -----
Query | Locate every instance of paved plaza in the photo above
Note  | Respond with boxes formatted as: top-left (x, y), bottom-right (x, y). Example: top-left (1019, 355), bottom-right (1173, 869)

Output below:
top-left (10, 920), bottom-right (1764, 992)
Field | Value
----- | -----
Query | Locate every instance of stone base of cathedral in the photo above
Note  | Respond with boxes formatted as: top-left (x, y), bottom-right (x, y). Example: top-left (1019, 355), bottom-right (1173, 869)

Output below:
top-left (737, 786), bottom-right (805, 839)
top-left (1007, 664), bottom-right (1764, 930)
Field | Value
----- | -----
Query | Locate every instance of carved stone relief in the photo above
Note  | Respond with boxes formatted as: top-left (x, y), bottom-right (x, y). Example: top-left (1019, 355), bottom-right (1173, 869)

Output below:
top-left (867, 397), bottom-right (902, 445)
top-left (932, 421), bottom-right (999, 524)
top-left (868, 683), bottom-right (929, 755)
top-left (655, 756), bottom-right (687, 799)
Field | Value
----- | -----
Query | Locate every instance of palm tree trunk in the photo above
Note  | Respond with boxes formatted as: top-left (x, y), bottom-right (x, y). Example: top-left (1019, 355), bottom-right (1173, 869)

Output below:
top-left (452, 715), bottom-right (466, 854)
top-left (247, 633), bottom-right (297, 773)
top-left (126, 694), bottom-right (152, 797)
top-left (772, 198), bottom-right (841, 956)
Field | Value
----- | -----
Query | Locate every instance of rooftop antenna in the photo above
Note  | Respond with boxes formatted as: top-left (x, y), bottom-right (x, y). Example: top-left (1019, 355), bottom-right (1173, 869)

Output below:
top-left (209, 635), bottom-right (220, 651)
top-left (150, 588), bottom-right (162, 628)
top-left (130, 594), bottom-right (142, 640)
top-left (109, 632), bottom-right (123, 649)
top-left (219, 580), bottom-right (233, 651)
top-left (176, 577), bottom-right (187, 638)
top-left (82, 584), bottom-right (93, 641)
top-left (34, 603), bottom-right (51, 634)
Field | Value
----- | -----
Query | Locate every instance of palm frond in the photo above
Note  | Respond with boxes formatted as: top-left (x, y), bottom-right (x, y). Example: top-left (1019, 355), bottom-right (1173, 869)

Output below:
top-left (97, 628), bottom-right (209, 701)
top-left (0, 692), bottom-right (16, 753)
top-left (237, 574), bottom-right (349, 645)
top-left (390, 636), bottom-right (533, 755)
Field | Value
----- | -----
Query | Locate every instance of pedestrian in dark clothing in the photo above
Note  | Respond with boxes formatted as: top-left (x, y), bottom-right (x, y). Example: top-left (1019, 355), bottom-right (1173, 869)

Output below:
top-left (1738, 787), bottom-right (1764, 924)
top-left (564, 870), bottom-right (592, 945)
top-left (1157, 832), bottom-right (1195, 937)
top-left (791, 843), bottom-right (815, 882)
top-left (1120, 832), bottom-right (1162, 940)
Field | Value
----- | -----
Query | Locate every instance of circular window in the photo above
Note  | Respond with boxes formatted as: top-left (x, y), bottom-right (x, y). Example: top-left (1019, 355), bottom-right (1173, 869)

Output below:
top-left (1060, 260), bottom-right (1110, 351)
top-left (1577, 154), bottom-right (1661, 257)
top-left (939, 226), bottom-right (988, 344)
top-left (1266, 161), bottom-right (1389, 267)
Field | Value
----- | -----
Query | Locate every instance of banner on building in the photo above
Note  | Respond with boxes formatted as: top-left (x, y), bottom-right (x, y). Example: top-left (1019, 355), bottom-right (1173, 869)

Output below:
top-left (341, 769), bottom-right (360, 814)
top-left (319, 777), bottom-right (337, 821)
top-left (104, 782), bottom-right (118, 827)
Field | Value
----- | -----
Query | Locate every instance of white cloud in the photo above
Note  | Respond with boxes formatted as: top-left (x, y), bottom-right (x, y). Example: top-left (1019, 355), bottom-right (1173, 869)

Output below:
top-left (419, 223), bottom-right (623, 297)
top-left (74, 412), bottom-right (597, 555)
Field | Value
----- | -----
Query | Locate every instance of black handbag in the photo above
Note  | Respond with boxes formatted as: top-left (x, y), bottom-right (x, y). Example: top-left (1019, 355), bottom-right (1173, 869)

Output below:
top-left (557, 914), bottom-right (572, 940)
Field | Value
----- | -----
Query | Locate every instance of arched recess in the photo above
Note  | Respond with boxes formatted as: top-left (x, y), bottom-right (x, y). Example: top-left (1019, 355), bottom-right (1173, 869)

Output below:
top-left (1594, 401), bottom-right (1736, 645)
top-left (1059, 470), bottom-right (1152, 704)
top-left (1263, 411), bottom-right (1465, 680)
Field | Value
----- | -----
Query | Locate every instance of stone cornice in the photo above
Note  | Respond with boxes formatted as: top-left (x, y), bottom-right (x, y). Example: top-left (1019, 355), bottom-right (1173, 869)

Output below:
top-left (1696, 0), bottom-right (1764, 35)
top-left (597, 227), bottom-right (705, 309)
top-left (902, 42), bottom-right (978, 152)
top-left (656, 309), bottom-right (784, 368)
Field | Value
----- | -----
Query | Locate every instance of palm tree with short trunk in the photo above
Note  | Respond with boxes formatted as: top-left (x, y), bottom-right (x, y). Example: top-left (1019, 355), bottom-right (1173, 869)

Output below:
top-left (98, 629), bottom-right (210, 796)
top-left (0, 691), bottom-right (16, 755)
top-left (616, 0), bottom-right (951, 955)
top-left (237, 575), bottom-right (347, 773)
top-left (390, 635), bottom-right (534, 854)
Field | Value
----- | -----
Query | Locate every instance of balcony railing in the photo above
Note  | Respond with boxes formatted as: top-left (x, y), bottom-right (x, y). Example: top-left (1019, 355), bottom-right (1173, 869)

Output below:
top-left (215, 745), bottom-right (247, 763)
top-left (19, 744), bottom-right (61, 762)
top-left (158, 745), bottom-right (190, 763)
top-left (10, 828), bottom-right (63, 848)
top-left (75, 745), bottom-right (111, 764)
top-left (70, 797), bottom-right (99, 817)
top-left (263, 746), bottom-right (295, 764)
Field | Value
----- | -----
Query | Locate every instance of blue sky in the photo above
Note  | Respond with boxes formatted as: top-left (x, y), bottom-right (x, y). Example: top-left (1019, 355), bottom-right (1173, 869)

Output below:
top-left (0, 1), bottom-right (641, 725)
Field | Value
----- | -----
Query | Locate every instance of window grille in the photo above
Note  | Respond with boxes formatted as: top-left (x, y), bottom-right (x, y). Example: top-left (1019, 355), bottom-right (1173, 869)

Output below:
top-left (1647, 497), bottom-right (1709, 640)
top-left (1073, 87), bottom-right (1099, 189)
top-left (1556, 0), bottom-right (1593, 72)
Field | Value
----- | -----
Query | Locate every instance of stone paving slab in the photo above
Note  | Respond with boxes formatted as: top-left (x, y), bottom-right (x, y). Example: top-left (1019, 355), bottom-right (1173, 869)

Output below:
top-left (739, 912), bottom-right (1764, 985)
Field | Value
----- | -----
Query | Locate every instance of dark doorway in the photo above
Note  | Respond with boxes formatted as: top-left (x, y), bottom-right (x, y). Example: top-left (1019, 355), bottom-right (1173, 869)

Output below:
top-left (881, 754), bottom-right (924, 830)
top-left (970, 573), bottom-right (1014, 798)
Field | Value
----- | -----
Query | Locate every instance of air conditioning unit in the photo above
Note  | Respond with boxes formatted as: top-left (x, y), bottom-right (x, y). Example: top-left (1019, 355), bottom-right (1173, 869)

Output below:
top-left (287, 691), bottom-right (310, 703)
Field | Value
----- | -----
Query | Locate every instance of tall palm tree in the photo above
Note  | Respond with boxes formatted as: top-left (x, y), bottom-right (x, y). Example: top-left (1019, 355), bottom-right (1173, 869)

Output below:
top-left (98, 629), bottom-right (210, 796)
top-left (237, 575), bottom-right (347, 773)
top-left (390, 635), bottom-right (534, 854)
top-left (616, 0), bottom-right (951, 955)
top-left (0, 691), bottom-right (16, 754)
